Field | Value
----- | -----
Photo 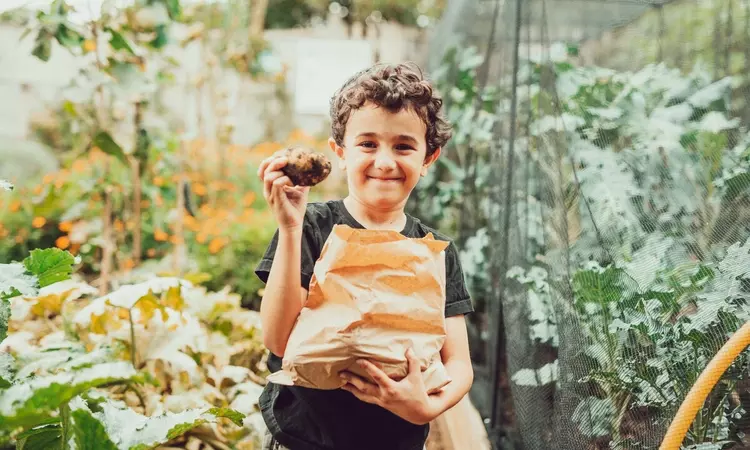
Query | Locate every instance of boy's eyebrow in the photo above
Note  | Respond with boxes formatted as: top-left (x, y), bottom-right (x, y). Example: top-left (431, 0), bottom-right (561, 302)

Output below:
top-left (356, 132), bottom-right (419, 143)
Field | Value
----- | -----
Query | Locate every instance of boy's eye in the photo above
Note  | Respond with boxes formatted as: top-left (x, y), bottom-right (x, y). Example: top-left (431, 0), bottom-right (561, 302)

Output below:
top-left (358, 141), bottom-right (376, 148)
top-left (395, 144), bottom-right (415, 151)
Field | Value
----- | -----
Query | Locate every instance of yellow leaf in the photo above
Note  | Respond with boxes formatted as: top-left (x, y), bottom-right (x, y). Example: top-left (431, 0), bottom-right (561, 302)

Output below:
top-left (134, 290), bottom-right (165, 323)
top-left (30, 292), bottom-right (68, 316)
top-left (184, 272), bottom-right (212, 285)
top-left (90, 311), bottom-right (123, 334)
top-left (163, 286), bottom-right (184, 311)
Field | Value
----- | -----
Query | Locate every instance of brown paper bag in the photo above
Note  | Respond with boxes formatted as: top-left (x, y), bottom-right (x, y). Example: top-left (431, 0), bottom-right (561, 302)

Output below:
top-left (267, 224), bottom-right (452, 394)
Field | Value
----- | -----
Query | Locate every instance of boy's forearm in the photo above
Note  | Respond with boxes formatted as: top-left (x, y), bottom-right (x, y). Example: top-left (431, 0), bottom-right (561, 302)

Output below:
top-left (427, 358), bottom-right (474, 418)
top-left (259, 227), bottom-right (306, 356)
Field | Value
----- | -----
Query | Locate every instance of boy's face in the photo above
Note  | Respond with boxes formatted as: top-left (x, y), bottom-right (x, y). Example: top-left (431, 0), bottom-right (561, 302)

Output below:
top-left (329, 101), bottom-right (440, 211)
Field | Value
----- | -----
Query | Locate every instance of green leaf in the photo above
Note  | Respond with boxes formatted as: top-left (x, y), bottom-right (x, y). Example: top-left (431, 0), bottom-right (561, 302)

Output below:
top-left (23, 248), bottom-right (76, 288)
top-left (105, 27), bottom-right (136, 55)
top-left (92, 131), bottom-right (129, 166)
top-left (722, 172), bottom-right (750, 203)
top-left (0, 362), bottom-right (137, 429)
top-left (71, 409), bottom-right (118, 450)
top-left (205, 407), bottom-right (245, 426)
top-left (164, 0), bottom-right (181, 19)
top-left (62, 100), bottom-right (77, 117)
top-left (87, 399), bottom-right (245, 450)
top-left (0, 297), bottom-right (9, 343)
top-left (0, 353), bottom-right (13, 388)
top-left (15, 423), bottom-right (62, 450)
top-left (149, 24), bottom-right (169, 49)
top-left (572, 396), bottom-right (616, 438)
top-left (54, 24), bottom-right (84, 49)
top-left (31, 32), bottom-right (52, 62)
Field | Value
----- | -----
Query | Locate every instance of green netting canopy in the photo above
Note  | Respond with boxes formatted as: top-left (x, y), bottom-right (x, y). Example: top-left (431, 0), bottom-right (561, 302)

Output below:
top-left (415, 0), bottom-right (750, 448)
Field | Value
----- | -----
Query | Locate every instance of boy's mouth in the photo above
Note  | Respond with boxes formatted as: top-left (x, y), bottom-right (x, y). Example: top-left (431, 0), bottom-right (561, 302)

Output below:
top-left (367, 176), bottom-right (402, 182)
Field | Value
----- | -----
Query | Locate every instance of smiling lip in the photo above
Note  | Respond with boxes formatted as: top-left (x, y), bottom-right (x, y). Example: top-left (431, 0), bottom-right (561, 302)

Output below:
top-left (368, 176), bottom-right (402, 181)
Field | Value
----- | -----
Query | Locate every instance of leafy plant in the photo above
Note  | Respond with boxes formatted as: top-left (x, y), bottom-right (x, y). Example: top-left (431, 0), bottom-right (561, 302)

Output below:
top-left (1, 246), bottom-right (267, 448)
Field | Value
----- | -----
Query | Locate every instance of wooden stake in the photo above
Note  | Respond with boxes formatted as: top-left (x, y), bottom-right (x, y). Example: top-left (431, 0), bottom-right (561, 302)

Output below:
top-left (99, 186), bottom-right (114, 295)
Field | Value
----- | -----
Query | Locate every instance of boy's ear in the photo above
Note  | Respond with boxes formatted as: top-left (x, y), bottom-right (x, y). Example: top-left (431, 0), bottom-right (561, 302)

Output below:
top-left (328, 137), bottom-right (346, 170)
top-left (421, 147), bottom-right (441, 176)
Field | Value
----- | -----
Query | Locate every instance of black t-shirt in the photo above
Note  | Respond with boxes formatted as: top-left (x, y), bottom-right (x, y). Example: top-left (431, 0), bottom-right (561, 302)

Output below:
top-left (254, 199), bottom-right (474, 450)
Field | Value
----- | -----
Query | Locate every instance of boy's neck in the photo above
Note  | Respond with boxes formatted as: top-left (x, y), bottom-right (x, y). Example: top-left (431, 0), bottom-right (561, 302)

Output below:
top-left (343, 196), bottom-right (407, 231)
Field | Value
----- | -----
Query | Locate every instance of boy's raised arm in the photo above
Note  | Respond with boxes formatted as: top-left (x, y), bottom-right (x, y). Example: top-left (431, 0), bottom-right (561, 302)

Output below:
top-left (257, 154), bottom-right (312, 357)
top-left (259, 227), bottom-right (308, 357)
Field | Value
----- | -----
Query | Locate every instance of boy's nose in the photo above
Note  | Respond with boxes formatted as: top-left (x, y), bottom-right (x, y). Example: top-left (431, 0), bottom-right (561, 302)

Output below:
top-left (373, 152), bottom-right (397, 170)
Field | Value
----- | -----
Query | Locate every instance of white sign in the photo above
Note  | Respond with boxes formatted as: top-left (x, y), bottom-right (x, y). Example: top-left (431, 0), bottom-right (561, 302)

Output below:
top-left (293, 38), bottom-right (374, 116)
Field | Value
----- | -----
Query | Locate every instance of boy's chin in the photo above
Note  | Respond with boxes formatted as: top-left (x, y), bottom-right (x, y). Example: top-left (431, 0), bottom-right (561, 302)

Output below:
top-left (361, 192), bottom-right (409, 208)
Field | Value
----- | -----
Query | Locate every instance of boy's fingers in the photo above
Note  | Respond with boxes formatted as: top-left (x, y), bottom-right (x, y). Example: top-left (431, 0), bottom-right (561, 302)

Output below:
top-left (263, 171), bottom-right (284, 199)
top-left (341, 372), bottom-right (377, 396)
top-left (405, 348), bottom-right (421, 377)
top-left (357, 359), bottom-right (394, 388)
top-left (263, 157), bottom-right (288, 178)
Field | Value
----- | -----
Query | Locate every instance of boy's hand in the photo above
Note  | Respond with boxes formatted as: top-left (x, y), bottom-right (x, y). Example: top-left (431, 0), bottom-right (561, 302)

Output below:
top-left (340, 348), bottom-right (440, 426)
top-left (257, 152), bottom-right (309, 231)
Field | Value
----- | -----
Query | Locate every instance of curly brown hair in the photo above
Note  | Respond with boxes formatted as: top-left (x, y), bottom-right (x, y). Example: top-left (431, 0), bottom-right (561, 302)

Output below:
top-left (328, 62), bottom-right (452, 157)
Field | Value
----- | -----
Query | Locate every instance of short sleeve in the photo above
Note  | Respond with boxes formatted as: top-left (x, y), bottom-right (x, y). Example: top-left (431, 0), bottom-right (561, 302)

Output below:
top-left (444, 241), bottom-right (474, 317)
top-left (254, 210), bottom-right (321, 290)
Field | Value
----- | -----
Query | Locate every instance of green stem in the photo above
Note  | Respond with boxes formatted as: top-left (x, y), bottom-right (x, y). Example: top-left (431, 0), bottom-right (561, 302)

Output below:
top-left (60, 402), bottom-right (71, 450)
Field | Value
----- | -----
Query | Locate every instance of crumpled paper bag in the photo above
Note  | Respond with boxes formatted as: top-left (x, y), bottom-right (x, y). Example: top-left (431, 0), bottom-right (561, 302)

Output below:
top-left (266, 224), bottom-right (452, 394)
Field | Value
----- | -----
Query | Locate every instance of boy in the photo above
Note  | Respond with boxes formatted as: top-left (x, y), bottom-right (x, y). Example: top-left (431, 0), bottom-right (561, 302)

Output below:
top-left (254, 62), bottom-right (474, 450)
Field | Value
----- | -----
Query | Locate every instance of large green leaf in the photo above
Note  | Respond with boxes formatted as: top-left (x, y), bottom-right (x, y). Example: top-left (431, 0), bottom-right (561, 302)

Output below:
top-left (71, 409), bottom-right (118, 450)
top-left (15, 422), bottom-right (62, 450)
top-left (23, 248), bottom-right (76, 288)
top-left (0, 264), bottom-right (34, 300)
top-left (92, 132), bottom-right (129, 166)
top-left (0, 362), bottom-right (137, 429)
top-left (85, 399), bottom-right (245, 450)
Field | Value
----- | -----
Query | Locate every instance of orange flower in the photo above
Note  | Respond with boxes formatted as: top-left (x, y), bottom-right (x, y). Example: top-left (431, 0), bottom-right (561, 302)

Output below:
top-left (146, 248), bottom-right (156, 257)
top-left (72, 159), bottom-right (87, 173)
top-left (32, 217), bottom-right (46, 228)
top-left (59, 221), bottom-right (73, 232)
top-left (196, 232), bottom-right (207, 244)
top-left (83, 39), bottom-right (96, 52)
top-left (122, 258), bottom-right (135, 269)
top-left (9, 200), bottom-right (21, 212)
top-left (243, 192), bottom-right (256, 206)
top-left (153, 176), bottom-right (164, 187)
top-left (33, 185), bottom-right (43, 195)
top-left (154, 228), bottom-right (168, 241)
top-left (140, 199), bottom-right (150, 208)
top-left (208, 237), bottom-right (227, 254)
top-left (55, 236), bottom-right (70, 249)
top-left (192, 183), bottom-right (207, 196)
top-left (114, 219), bottom-right (125, 232)
top-left (42, 173), bottom-right (54, 184)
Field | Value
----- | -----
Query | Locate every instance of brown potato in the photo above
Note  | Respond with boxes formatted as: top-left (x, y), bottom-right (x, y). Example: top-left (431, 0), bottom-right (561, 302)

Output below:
top-left (281, 147), bottom-right (332, 187)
